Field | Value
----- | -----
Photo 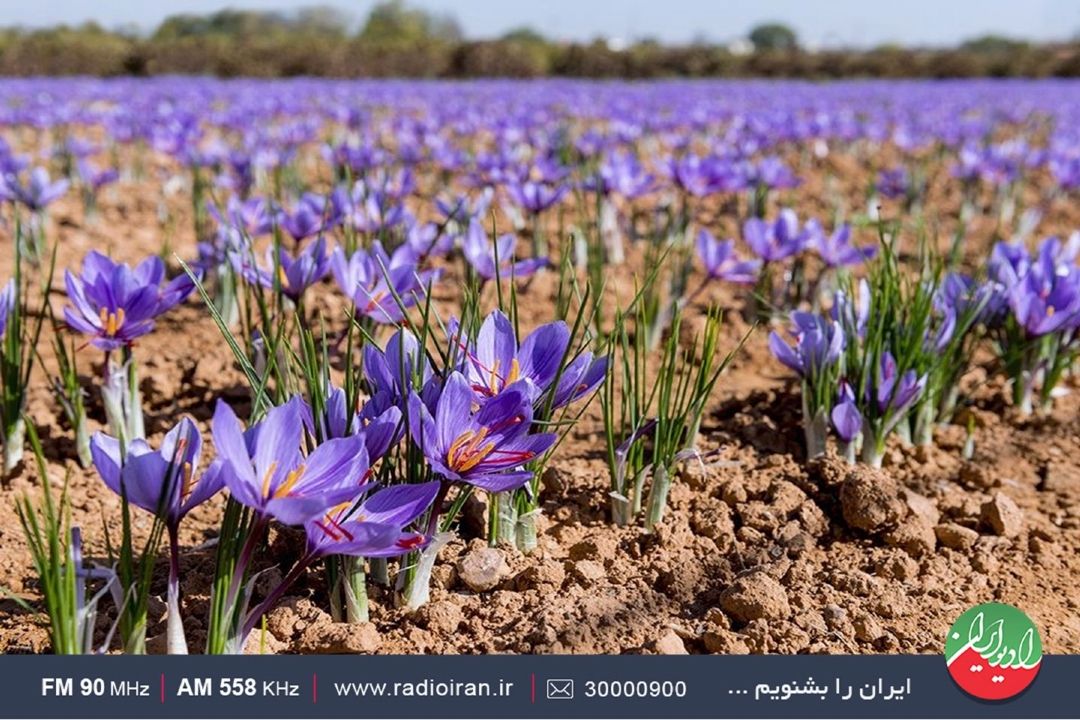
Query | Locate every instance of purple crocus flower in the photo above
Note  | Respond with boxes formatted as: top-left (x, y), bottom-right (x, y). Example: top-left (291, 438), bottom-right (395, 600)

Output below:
top-left (255, 236), bottom-right (330, 302)
top-left (459, 310), bottom-right (568, 402)
top-left (876, 167), bottom-right (909, 199)
top-left (831, 279), bottom-right (871, 340)
top-left (593, 151), bottom-right (655, 199)
top-left (408, 372), bottom-right (556, 493)
top-left (403, 221), bottom-right (453, 262)
top-left (936, 272), bottom-right (1000, 325)
top-left (1007, 245), bottom-right (1080, 337)
top-left (873, 352), bottom-right (926, 414)
top-left (76, 160), bottom-right (119, 192)
top-left (666, 153), bottom-right (722, 197)
top-left (831, 381), bottom-right (863, 442)
top-left (303, 481), bottom-right (440, 558)
top-left (744, 210), bottom-right (810, 263)
top-left (64, 251), bottom-right (197, 351)
top-left (3, 167), bottom-right (68, 211)
top-left (806, 221), bottom-right (875, 268)
top-left (90, 416), bottom-right (220, 525)
top-left (696, 229), bottom-right (760, 283)
top-left (210, 196), bottom-right (274, 237)
top-left (210, 397), bottom-right (371, 526)
top-left (768, 312), bottom-right (845, 378)
top-left (330, 243), bottom-right (435, 324)
top-left (506, 180), bottom-right (567, 215)
top-left (462, 219), bottom-right (546, 281)
top-left (322, 385), bottom-right (404, 462)
top-left (278, 193), bottom-right (340, 242)
top-left (550, 350), bottom-right (608, 409)
top-left (363, 328), bottom-right (434, 406)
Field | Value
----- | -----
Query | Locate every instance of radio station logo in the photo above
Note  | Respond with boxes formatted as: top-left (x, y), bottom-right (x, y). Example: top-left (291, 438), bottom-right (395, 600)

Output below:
top-left (945, 602), bottom-right (1041, 701)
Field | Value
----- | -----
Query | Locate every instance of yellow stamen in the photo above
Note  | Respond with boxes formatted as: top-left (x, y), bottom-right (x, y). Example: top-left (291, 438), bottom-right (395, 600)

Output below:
top-left (506, 358), bottom-right (521, 385)
top-left (278, 265), bottom-right (289, 288)
top-left (447, 427), bottom-right (494, 472)
top-left (98, 307), bottom-right (125, 337)
top-left (364, 291), bottom-right (387, 312)
top-left (260, 460), bottom-right (280, 499)
top-left (455, 441), bottom-right (495, 472)
top-left (180, 462), bottom-right (194, 502)
top-left (272, 465), bottom-right (306, 499)
top-left (488, 360), bottom-right (501, 394)
top-left (326, 501), bottom-right (352, 522)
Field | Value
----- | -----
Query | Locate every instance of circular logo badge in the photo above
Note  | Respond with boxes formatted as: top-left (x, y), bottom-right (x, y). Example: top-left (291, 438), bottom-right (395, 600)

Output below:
top-left (945, 602), bottom-right (1042, 701)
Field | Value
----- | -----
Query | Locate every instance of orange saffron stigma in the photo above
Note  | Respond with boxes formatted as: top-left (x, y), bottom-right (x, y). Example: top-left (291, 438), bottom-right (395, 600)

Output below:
top-left (396, 533), bottom-right (426, 550)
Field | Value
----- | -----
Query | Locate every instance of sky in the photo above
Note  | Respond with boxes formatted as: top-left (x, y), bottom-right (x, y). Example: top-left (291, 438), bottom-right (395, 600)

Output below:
top-left (3, 0), bottom-right (1080, 48)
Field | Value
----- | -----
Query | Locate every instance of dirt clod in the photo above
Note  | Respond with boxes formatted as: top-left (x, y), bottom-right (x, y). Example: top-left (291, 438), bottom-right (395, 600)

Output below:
top-left (297, 622), bottom-right (381, 654)
top-left (935, 523), bottom-right (980, 550)
top-left (839, 467), bottom-right (904, 533)
top-left (720, 571), bottom-right (791, 623)
top-left (653, 630), bottom-right (688, 655)
top-left (883, 516), bottom-right (937, 557)
top-left (981, 492), bottom-right (1024, 537)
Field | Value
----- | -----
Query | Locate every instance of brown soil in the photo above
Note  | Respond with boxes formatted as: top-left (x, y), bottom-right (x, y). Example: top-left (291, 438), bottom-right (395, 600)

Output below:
top-left (1, 145), bottom-right (1079, 656)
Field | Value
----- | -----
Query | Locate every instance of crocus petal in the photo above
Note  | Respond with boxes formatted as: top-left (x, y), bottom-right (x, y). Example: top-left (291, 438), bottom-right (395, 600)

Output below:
top-left (518, 321), bottom-right (570, 393)
top-left (831, 401), bottom-right (863, 443)
top-left (768, 331), bottom-right (804, 375)
top-left (356, 481), bottom-right (440, 527)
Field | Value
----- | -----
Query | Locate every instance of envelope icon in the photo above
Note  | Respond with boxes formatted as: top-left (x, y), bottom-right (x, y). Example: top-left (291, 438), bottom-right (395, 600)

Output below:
top-left (546, 679), bottom-right (574, 700)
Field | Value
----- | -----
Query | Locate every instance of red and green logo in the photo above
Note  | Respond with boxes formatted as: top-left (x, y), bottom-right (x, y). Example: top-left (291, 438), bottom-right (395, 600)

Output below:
top-left (945, 602), bottom-right (1042, 701)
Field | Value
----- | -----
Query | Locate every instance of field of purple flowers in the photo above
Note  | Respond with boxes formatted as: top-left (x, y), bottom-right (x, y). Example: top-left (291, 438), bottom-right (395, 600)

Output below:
top-left (0, 78), bottom-right (1079, 655)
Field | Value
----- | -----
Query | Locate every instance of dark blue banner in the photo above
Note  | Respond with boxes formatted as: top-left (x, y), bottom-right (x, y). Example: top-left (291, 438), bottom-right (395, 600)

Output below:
top-left (1, 654), bottom-right (1071, 718)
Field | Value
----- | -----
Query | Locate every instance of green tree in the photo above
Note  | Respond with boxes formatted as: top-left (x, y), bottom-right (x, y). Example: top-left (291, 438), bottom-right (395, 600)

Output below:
top-left (358, 0), bottom-right (462, 44)
top-left (748, 22), bottom-right (798, 51)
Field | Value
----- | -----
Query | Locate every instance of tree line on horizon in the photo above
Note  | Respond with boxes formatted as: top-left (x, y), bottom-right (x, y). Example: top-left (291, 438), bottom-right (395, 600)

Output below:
top-left (2, 1), bottom-right (1080, 78)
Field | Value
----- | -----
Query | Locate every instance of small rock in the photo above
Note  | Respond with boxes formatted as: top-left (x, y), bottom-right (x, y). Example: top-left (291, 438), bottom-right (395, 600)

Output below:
top-left (720, 571), bottom-right (790, 623)
top-left (823, 604), bottom-right (847, 625)
top-left (807, 455), bottom-right (848, 487)
top-left (769, 481), bottom-right (807, 515)
top-left (959, 462), bottom-right (995, 489)
top-left (297, 622), bottom-right (380, 654)
top-left (570, 559), bottom-right (605, 586)
top-left (796, 501), bottom-right (829, 537)
top-left (902, 489), bottom-right (941, 526)
top-left (839, 467), bottom-right (905, 533)
top-left (704, 607), bottom-right (730, 630)
top-left (883, 516), bottom-right (936, 557)
top-left (981, 493), bottom-right (1024, 538)
top-left (874, 552), bottom-right (919, 581)
top-left (794, 611), bottom-right (828, 635)
top-left (568, 536), bottom-right (618, 561)
top-left (935, 523), bottom-right (979, 550)
top-left (653, 630), bottom-right (688, 655)
top-left (972, 551), bottom-right (999, 574)
top-left (853, 614), bottom-right (884, 642)
top-left (457, 547), bottom-right (509, 592)
top-left (514, 561), bottom-right (566, 590)
top-left (721, 482), bottom-right (748, 506)
top-left (737, 501), bottom-right (781, 532)
top-left (414, 601), bottom-right (464, 634)
top-left (703, 629), bottom-right (750, 654)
